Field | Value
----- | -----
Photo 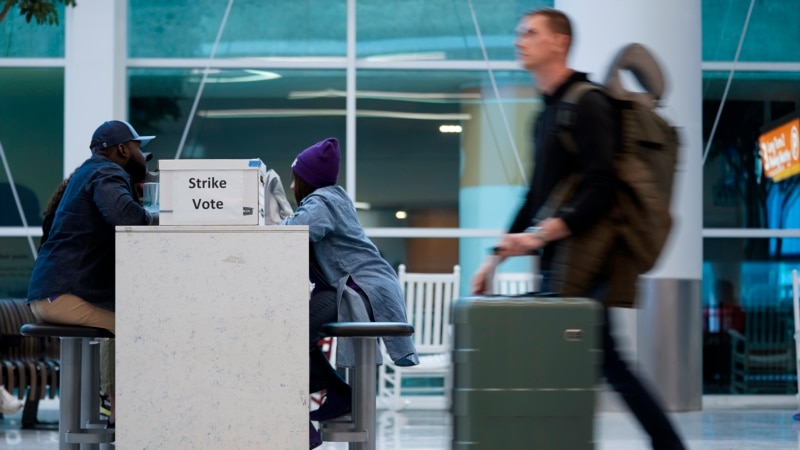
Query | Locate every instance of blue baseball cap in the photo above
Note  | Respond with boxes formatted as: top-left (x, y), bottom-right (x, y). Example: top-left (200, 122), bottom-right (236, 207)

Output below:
top-left (89, 120), bottom-right (155, 160)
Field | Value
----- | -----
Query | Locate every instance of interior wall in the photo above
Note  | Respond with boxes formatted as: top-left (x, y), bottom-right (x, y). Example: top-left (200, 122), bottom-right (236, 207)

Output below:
top-left (405, 209), bottom-right (459, 273)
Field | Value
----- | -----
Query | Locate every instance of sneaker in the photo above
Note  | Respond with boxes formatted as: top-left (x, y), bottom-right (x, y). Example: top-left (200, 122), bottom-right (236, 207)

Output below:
top-left (309, 386), bottom-right (352, 422)
top-left (0, 386), bottom-right (23, 415)
top-left (309, 421), bottom-right (322, 449)
top-left (100, 390), bottom-right (111, 417)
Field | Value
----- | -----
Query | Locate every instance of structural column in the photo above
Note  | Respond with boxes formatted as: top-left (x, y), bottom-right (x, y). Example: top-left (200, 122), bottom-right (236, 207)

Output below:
top-left (556, 0), bottom-right (704, 411)
top-left (459, 84), bottom-right (539, 294)
top-left (63, 0), bottom-right (128, 177)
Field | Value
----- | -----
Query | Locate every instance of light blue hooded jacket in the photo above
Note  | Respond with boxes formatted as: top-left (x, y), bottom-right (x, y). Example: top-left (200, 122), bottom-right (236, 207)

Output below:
top-left (282, 185), bottom-right (419, 367)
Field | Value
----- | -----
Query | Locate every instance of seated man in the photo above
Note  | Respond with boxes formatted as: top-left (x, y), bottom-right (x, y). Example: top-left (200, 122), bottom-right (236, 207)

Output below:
top-left (26, 120), bottom-right (157, 426)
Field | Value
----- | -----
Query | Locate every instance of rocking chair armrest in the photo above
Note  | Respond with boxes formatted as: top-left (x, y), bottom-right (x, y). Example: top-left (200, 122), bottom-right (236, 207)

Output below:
top-left (728, 329), bottom-right (747, 352)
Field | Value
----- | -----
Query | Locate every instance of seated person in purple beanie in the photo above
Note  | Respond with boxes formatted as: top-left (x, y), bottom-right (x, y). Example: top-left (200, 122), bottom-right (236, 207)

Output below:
top-left (280, 137), bottom-right (418, 449)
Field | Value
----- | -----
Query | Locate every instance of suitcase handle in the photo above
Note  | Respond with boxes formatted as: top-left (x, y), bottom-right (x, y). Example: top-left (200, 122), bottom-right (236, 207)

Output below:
top-left (484, 251), bottom-right (548, 297)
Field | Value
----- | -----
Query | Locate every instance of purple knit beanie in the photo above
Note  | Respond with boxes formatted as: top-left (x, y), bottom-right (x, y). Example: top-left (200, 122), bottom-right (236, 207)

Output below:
top-left (291, 138), bottom-right (340, 188)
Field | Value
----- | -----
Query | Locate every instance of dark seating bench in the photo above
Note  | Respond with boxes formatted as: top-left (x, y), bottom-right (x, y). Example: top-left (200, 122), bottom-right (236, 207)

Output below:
top-left (20, 322), bottom-right (115, 449)
top-left (0, 298), bottom-right (60, 428)
top-left (319, 322), bottom-right (414, 450)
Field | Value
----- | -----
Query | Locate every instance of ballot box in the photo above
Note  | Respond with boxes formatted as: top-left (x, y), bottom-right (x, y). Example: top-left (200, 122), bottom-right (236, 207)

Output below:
top-left (158, 159), bottom-right (267, 225)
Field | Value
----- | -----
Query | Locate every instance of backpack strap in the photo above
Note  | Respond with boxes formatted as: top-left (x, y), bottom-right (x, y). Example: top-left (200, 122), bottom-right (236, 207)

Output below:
top-left (534, 82), bottom-right (605, 222)
top-left (556, 82), bottom-right (603, 154)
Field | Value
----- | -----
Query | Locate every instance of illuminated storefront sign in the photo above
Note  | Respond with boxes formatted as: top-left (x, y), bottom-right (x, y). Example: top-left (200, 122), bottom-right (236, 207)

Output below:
top-left (759, 114), bottom-right (800, 182)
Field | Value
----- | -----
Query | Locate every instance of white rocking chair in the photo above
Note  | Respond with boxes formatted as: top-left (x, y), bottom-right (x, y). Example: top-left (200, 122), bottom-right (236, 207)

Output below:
top-left (493, 271), bottom-right (538, 295)
top-left (378, 264), bottom-right (460, 410)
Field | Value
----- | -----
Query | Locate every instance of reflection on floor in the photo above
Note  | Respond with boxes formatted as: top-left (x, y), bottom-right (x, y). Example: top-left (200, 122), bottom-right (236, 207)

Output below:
top-left (1, 396), bottom-right (799, 449)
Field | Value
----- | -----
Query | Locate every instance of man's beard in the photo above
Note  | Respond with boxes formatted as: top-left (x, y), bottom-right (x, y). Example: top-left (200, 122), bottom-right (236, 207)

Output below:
top-left (128, 160), bottom-right (147, 184)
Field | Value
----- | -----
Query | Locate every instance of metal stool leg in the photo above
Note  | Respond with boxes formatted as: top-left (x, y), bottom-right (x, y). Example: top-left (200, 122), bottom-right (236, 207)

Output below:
top-left (19, 324), bottom-right (115, 449)
top-left (81, 340), bottom-right (99, 425)
top-left (352, 338), bottom-right (377, 450)
top-left (318, 323), bottom-right (414, 450)
top-left (60, 337), bottom-right (82, 450)
top-left (80, 339), bottom-right (106, 450)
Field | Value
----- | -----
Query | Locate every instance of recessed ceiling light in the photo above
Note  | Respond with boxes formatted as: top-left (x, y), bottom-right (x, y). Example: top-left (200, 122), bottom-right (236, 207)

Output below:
top-left (395, 211), bottom-right (408, 220)
top-left (439, 124), bottom-right (463, 133)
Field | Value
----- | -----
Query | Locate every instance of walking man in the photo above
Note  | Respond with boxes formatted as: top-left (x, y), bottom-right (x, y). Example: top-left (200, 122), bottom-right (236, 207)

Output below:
top-left (471, 9), bottom-right (686, 449)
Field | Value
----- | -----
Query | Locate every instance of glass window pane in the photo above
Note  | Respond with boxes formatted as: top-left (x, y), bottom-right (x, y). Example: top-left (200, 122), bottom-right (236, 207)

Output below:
top-left (703, 0), bottom-right (800, 62)
top-left (703, 237), bottom-right (799, 394)
top-left (0, 237), bottom-right (38, 298)
top-left (0, 68), bottom-right (64, 228)
top-left (354, 69), bottom-right (536, 217)
top-left (129, 0), bottom-right (346, 58)
top-left (702, 71), bottom-right (800, 229)
top-left (368, 236), bottom-right (460, 275)
top-left (129, 68), bottom-right (346, 187)
top-left (0, 3), bottom-right (67, 57)
top-left (356, 0), bottom-right (552, 60)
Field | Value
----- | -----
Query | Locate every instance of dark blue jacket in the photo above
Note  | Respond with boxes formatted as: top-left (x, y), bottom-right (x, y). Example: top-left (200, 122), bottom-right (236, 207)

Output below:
top-left (27, 154), bottom-right (153, 311)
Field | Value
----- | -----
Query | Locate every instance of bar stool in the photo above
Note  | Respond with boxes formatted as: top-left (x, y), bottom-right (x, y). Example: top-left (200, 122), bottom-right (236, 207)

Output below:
top-left (318, 322), bottom-right (414, 450)
top-left (20, 323), bottom-right (115, 450)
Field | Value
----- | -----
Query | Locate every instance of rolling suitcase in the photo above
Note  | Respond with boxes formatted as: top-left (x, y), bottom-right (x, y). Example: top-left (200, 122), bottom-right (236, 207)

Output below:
top-left (452, 295), bottom-right (601, 449)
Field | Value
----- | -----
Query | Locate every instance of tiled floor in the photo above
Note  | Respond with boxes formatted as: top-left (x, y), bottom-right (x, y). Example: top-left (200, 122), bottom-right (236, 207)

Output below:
top-left (2, 396), bottom-right (799, 449)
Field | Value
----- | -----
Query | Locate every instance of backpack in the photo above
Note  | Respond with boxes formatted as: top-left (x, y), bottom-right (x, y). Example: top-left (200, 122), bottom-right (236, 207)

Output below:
top-left (556, 43), bottom-right (679, 273)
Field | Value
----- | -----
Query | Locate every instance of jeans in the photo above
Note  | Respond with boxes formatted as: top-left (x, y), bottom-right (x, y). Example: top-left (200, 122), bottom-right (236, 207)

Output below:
top-left (308, 287), bottom-right (374, 394)
top-left (309, 289), bottom-right (341, 394)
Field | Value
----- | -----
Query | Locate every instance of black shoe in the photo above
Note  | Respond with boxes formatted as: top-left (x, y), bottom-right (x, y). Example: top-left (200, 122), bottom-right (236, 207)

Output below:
top-left (309, 421), bottom-right (322, 449)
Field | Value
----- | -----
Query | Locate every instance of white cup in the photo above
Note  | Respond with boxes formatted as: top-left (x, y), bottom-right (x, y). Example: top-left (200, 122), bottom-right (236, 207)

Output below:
top-left (142, 182), bottom-right (159, 214)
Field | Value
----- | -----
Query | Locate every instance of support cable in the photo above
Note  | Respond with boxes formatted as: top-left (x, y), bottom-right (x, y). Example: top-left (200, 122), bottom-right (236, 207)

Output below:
top-left (466, 0), bottom-right (527, 185)
top-left (0, 141), bottom-right (37, 259)
top-left (701, 0), bottom-right (756, 166)
top-left (174, 0), bottom-right (235, 159)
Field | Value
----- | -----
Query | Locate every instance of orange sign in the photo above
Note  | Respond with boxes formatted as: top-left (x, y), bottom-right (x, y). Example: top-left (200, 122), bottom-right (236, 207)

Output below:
top-left (759, 116), bottom-right (800, 182)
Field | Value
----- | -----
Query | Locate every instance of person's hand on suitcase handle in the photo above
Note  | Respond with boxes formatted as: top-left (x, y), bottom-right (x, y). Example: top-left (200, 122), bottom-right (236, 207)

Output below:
top-left (493, 230), bottom-right (545, 257)
top-left (472, 218), bottom-right (571, 294)
top-left (493, 218), bottom-right (571, 258)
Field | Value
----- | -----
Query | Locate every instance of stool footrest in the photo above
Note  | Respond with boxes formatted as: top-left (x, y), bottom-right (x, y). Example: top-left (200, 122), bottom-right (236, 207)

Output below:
top-left (64, 429), bottom-right (115, 444)
top-left (321, 430), bottom-right (367, 442)
top-left (320, 419), bottom-right (354, 430)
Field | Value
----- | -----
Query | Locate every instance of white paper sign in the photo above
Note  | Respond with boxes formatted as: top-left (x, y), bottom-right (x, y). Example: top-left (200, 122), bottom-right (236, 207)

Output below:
top-left (172, 170), bottom-right (245, 224)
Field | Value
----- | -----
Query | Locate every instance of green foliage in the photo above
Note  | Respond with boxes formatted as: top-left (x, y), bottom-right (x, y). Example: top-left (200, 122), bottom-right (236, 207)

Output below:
top-left (0, 0), bottom-right (77, 26)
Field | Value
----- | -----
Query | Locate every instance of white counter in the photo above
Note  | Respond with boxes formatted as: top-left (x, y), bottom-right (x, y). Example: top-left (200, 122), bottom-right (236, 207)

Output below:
top-left (115, 225), bottom-right (308, 449)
